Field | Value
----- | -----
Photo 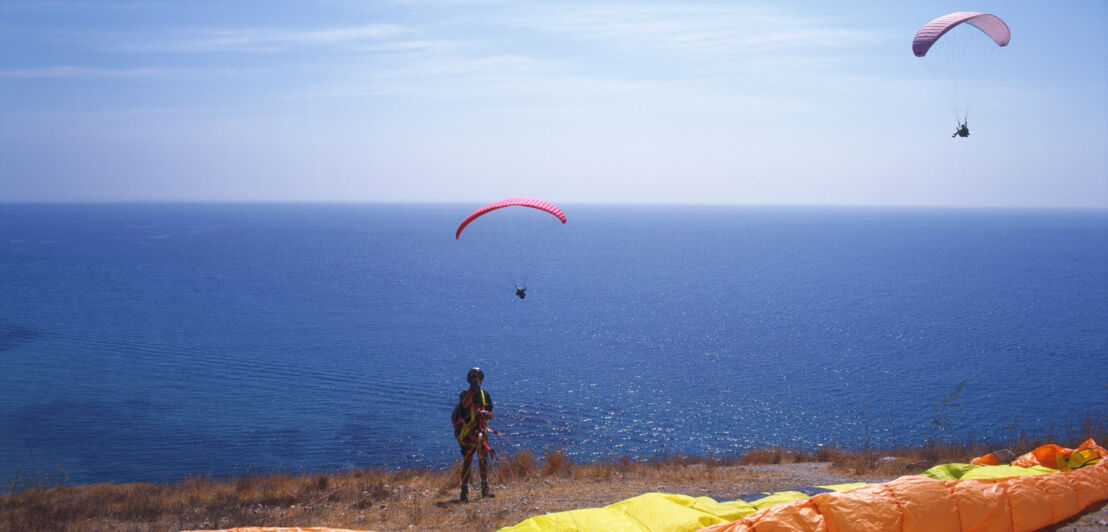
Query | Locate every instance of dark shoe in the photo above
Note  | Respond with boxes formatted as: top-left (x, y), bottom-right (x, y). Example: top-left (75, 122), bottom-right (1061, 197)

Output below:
top-left (481, 484), bottom-right (495, 498)
top-left (460, 485), bottom-right (469, 503)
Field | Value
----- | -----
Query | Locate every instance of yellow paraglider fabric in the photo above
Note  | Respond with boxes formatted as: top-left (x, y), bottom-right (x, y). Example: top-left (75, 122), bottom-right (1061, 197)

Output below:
top-left (921, 462), bottom-right (1057, 480)
top-left (498, 485), bottom-right (863, 532)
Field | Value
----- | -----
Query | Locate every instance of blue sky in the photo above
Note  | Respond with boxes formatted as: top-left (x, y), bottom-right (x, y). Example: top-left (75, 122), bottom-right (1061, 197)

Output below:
top-left (1, 1), bottom-right (1105, 207)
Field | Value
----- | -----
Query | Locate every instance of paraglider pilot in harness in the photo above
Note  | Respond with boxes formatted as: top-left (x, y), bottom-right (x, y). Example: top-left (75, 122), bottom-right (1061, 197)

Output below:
top-left (452, 367), bottom-right (495, 502)
top-left (953, 121), bottom-right (970, 138)
top-left (515, 285), bottom-right (526, 299)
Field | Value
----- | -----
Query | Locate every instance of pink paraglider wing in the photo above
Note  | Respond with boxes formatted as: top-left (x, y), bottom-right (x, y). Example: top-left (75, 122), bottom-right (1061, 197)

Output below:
top-left (455, 198), bottom-right (567, 239)
top-left (913, 12), bottom-right (1010, 57)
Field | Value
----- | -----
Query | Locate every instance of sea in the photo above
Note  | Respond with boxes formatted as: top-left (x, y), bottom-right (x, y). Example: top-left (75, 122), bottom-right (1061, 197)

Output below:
top-left (1, 203), bottom-right (1105, 488)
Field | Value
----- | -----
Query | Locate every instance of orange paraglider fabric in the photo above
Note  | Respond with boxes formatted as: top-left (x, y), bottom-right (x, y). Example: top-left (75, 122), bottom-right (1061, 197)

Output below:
top-left (970, 453), bottom-right (1002, 466)
top-left (1011, 438), bottom-right (1107, 469)
top-left (699, 441), bottom-right (1108, 532)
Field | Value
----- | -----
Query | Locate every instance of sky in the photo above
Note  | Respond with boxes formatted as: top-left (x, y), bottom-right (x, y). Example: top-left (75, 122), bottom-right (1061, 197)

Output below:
top-left (1, 0), bottom-right (1105, 208)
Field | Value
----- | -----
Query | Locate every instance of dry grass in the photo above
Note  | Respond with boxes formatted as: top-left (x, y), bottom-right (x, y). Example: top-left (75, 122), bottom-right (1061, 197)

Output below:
top-left (0, 451), bottom-right (852, 531)
top-left (2, 420), bottom-right (1105, 532)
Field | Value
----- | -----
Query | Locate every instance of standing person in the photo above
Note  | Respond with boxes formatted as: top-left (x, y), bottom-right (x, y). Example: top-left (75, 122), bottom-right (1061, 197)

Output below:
top-left (451, 367), bottom-right (495, 502)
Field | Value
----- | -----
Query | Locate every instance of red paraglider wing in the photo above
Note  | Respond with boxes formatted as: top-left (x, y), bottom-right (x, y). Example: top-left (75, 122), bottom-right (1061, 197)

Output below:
top-left (913, 12), bottom-right (1010, 57)
top-left (455, 198), bottom-right (567, 239)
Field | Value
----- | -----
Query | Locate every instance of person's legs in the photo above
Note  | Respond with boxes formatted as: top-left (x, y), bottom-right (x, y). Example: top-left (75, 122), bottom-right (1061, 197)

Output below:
top-left (460, 447), bottom-right (475, 502)
top-left (478, 447), bottom-right (494, 498)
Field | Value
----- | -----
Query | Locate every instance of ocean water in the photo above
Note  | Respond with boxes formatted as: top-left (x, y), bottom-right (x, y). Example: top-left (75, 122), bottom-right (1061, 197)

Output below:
top-left (1, 203), bottom-right (1105, 488)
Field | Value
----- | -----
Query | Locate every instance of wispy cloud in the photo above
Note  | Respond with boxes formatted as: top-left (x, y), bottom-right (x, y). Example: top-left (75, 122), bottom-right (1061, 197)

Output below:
top-left (75, 4), bottom-right (887, 63)
top-left (491, 4), bottom-right (890, 58)
top-left (0, 1), bottom-right (164, 12)
top-left (313, 50), bottom-right (807, 116)
top-left (103, 24), bottom-right (412, 53)
top-left (2, 2), bottom-right (898, 116)
top-left (316, 4), bottom-right (893, 105)
top-left (0, 65), bottom-right (186, 80)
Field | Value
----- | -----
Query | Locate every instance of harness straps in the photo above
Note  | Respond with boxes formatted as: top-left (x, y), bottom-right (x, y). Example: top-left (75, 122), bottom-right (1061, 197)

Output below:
top-left (454, 390), bottom-right (490, 447)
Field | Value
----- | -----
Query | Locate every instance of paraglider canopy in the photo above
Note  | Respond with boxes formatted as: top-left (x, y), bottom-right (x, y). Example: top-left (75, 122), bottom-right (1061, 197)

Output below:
top-left (913, 12), bottom-right (1010, 57)
top-left (455, 198), bottom-right (566, 239)
top-left (913, 11), bottom-right (1010, 134)
top-left (455, 197), bottom-right (566, 296)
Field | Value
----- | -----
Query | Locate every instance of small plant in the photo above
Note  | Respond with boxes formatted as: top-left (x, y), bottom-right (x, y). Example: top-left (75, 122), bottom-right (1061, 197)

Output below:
top-left (541, 449), bottom-right (572, 477)
top-left (496, 450), bottom-right (537, 481)
top-left (2, 452), bottom-right (68, 495)
top-left (927, 379), bottom-right (967, 444)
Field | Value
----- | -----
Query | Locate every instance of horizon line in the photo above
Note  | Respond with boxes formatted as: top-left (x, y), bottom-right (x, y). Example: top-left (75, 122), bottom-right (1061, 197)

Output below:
top-left (1, 200), bottom-right (1105, 211)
